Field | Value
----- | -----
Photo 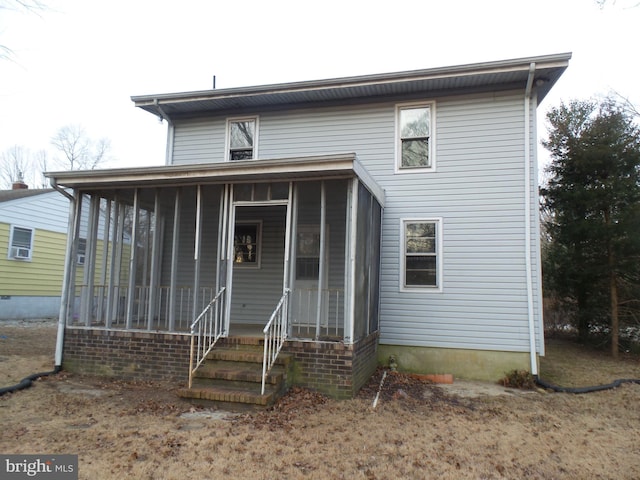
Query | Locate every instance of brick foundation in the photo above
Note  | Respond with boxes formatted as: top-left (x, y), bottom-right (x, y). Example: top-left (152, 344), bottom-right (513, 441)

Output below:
top-left (282, 331), bottom-right (378, 399)
top-left (62, 328), bottom-right (379, 398)
top-left (62, 328), bottom-right (191, 384)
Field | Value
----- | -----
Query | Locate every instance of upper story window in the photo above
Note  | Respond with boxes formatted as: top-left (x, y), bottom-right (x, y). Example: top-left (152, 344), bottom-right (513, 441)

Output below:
top-left (8, 225), bottom-right (34, 261)
top-left (396, 103), bottom-right (435, 172)
top-left (401, 218), bottom-right (442, 291)
top-left (227, 117), bottom-right (258, 161)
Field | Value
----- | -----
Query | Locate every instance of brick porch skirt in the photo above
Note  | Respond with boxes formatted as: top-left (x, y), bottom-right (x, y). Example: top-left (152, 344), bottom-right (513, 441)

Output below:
top-left (62, 328), bottom-right (378, 399)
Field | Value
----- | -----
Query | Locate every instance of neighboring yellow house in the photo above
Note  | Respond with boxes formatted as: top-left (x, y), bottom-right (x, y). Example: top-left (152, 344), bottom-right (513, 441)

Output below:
top-left (0, 188), bottom-right (71, 319)
top-left (1, 187), bottom-right (133, 320)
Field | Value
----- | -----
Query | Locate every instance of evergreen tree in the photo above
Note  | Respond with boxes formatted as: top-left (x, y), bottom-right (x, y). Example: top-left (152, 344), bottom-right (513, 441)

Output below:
top-left (542, 98), bottom-right (640, 356)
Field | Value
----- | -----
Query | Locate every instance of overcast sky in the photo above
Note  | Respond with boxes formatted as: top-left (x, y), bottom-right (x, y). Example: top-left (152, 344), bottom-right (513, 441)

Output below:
top-left (1, 0), bottom-right (639, 178)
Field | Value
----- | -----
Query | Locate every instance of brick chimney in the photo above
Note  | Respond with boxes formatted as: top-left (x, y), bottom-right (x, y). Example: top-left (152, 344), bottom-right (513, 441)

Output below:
top-left (12, 172), bottom-right (28, 190)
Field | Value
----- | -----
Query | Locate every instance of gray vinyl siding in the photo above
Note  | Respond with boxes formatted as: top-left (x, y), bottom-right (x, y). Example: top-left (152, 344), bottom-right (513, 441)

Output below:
top-left (169, 90), bottom-right (543, 353)
top-left (172, 118), bottom-right (226, 165)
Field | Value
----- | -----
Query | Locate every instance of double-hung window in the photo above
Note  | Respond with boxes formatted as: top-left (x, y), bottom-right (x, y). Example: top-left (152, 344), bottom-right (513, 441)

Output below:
top-left (9, 225), bottom-right (34, 261)
top-left (401, 219), bottom-right (442, 291)
top-left (396, 103), bottom-right (434, 172)
top-left (227, 117), bottom-right (258, 161)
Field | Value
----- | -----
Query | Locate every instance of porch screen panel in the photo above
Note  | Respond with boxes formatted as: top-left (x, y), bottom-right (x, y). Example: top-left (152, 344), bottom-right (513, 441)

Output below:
top-left (291, 181), bottom-right (321, 336)
top-left (368, 199), bottom-right (382, 334)
top-left (353, 182), bottom-right (372, 342)
top-left (324, 180), bottom-right (347, 337)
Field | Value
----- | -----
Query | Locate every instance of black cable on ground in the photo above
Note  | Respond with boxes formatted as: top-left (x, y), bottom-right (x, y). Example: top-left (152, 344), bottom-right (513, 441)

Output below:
top-left (0, 366), bottom-right (61, 397)
top-left (534, 375), bottom-right (640, 394)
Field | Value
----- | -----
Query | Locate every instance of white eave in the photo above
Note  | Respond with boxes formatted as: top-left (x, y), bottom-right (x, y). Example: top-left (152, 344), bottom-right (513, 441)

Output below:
top-left (45, 153), bottom-right (385, 206)
top-left (131, 53), bottom-right (571, 119)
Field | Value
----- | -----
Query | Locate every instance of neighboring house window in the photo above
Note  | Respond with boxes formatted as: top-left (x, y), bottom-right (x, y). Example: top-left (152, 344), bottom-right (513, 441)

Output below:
top-left (227, 117), bottom-right (258, 161)
top-left (401, 219), bottom-right (442, 290)
top-left (8, 226), bottom-right (34, 261)
top-left (77, 238), bottom-right (87, 266)
top-left (233, 221), bottom-right (261, 268)
top-left (396, 103), bottom-right (435, 172)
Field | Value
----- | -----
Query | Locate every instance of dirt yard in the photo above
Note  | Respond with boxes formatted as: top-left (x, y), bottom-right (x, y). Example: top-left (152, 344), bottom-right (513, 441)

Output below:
top-left (1, 320), bottom-right (640, 479)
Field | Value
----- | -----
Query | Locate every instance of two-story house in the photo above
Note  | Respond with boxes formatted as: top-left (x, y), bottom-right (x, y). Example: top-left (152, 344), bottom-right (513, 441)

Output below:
top-left (45, 53), bottom-right (570, 404)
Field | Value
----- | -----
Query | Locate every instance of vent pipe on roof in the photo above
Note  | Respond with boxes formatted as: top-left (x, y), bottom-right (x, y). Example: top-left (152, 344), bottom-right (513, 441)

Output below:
top-left (213, 75), bottom-right (216, 89)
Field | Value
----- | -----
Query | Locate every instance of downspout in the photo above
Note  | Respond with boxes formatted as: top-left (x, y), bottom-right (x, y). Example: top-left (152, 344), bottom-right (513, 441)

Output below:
top-left (524, 63), bottom-right (538, 376)
top-left (154, 99), bottom-right (174, 166)
top-left (52, 179), bottom-right (76, 370)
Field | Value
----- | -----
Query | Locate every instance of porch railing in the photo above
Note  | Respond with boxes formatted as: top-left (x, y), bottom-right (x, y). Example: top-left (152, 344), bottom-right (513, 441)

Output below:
top-left (261, 289), bottom-right (290, 395)
top-left (188, 287), bottom-right (226, 388)
top-left (71, 284), bottom-right (215, 332)
top-left (290, 288), bottom-right (344, 339)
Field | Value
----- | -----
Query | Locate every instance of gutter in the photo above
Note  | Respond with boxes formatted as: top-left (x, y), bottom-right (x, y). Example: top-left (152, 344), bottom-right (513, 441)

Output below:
top-left (154, 99), bottom-right (174, 166)
top-left (50, 180), bottom-right (78, 370)
top-left (524, 63), bottom-right (538, 376)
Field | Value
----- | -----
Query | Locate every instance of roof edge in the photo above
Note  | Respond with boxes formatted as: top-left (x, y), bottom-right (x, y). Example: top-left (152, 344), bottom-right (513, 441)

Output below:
top-left (131, 52), bottom-right (572, 107)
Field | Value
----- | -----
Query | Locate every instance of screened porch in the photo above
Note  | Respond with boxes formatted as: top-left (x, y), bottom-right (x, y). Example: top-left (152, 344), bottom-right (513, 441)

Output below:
top-left (48, 154), bottom-right (383, 345)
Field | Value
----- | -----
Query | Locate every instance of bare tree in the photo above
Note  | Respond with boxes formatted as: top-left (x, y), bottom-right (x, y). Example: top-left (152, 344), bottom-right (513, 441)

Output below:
top-left (51, 124), bottom-right (111, 170)
top-left (33, 149), bottom-right (50, 188)
top-left (0, 145), bottom-right (34, 189)
top-left (596, 0), bottom-right (640, 8)
top-left (0, 0), bottom-right (48, 61)
top-left (607, 90), bottom-right (640, 118)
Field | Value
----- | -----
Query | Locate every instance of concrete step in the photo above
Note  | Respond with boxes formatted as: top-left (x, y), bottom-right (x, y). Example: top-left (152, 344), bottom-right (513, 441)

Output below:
top-left (193, 361), bottom-right (284, 385)
top-left (206, 347), bottom-right (292, 366)
top-left (177, 385), bottom-right (277, 407)
top-left (178, 335), bottom-right (292, 408)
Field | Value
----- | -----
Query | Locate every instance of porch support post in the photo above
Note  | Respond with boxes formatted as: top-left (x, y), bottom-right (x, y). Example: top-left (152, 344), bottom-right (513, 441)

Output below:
top-left (216, 185), bottom-right (229, 336)
top-left (106, 199), bottom-right (124, 328)
top-left (81, 195), bottom-right (99, 326)
top-left (344, 178), bottom-right (358, 344)
top-left (316, 181), bottom-right (327, 339)
top-left (168, 188), bottom-right (181, 331)
top-left (283, 182), bottom-right (294, 293)
top-left (97, 198), bottom-right (111, 323)
top-left (54, 189), bottom-right (80, 368)
top-left (193, 185), bottom-right (203, 324)
top-left (125, 188), bottom-right (140, 329)
top-left (65, 193), bottom-right (83, 325)
top-left (139, 208), bottom-right (151, 325)
top-left (224, 185), bottom-right (235, 333)
top-left (147, 189), bottom-right (162, 330)
top-left (288, 184), bottom-right (299, 337)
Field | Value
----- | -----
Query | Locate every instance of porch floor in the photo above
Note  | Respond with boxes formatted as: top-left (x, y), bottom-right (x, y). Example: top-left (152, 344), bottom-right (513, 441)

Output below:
top-left (228, 323), bottom-right (264, 337)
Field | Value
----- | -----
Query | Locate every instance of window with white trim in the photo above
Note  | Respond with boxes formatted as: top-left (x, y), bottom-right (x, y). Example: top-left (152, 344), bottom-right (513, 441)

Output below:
top-left (396, 103), bottom-right (434, 171)
top-left (8, 225), bottom-right (34, 261)
top-left (227, 117), bottom-right (258, 161)
top-left (401, 219), bottom-right (441, 290)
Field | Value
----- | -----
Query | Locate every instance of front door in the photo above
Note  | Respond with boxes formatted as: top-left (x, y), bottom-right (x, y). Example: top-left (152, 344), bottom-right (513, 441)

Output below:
top-left (227, 204), bottom-right (288, 335)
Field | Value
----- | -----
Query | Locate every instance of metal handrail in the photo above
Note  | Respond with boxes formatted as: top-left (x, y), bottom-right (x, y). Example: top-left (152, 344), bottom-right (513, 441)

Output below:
top-left (261, 289), bottom-right (290, 395)
top-left (188, 287), bottom-right (226, 388)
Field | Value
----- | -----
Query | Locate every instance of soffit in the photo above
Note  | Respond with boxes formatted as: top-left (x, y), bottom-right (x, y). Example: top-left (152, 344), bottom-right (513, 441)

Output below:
top-left (132, 53), bottom-right (571, 119)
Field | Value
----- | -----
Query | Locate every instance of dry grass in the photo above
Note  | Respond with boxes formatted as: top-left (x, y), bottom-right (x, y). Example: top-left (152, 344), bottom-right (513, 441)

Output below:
top-left (1, 321), bottom-right (640, 479)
